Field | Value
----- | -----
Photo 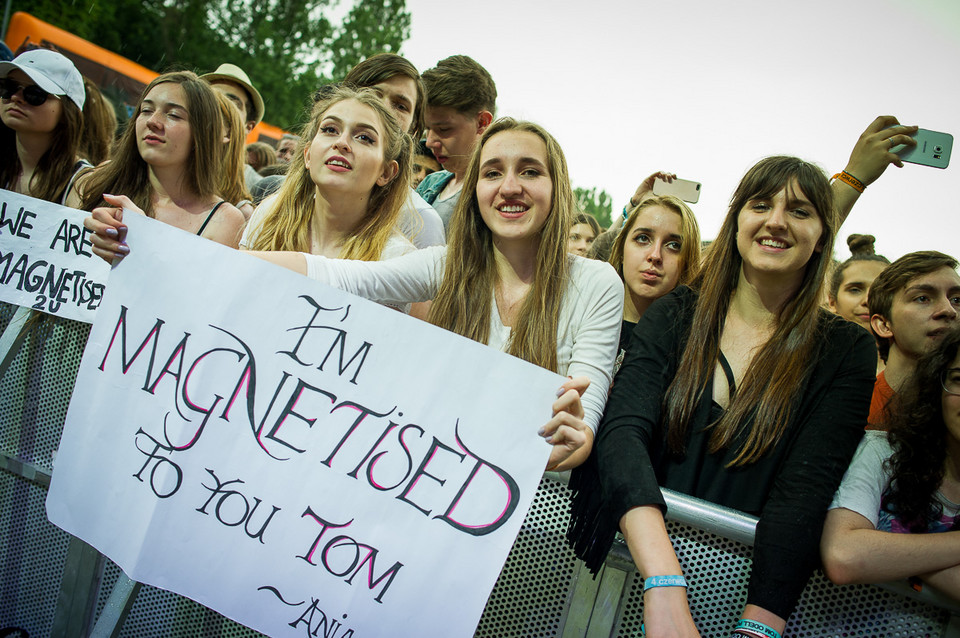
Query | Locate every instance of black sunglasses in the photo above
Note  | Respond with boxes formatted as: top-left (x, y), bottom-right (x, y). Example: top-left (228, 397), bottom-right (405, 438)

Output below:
top-left (0, 78), bottom-right (52, 107)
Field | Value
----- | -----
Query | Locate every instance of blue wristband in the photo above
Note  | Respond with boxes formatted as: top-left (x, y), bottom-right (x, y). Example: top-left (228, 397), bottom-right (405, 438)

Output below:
top-left (734, 619), bottom-right (782, 638)
top-left (643, 574), bottom-right (688, 591)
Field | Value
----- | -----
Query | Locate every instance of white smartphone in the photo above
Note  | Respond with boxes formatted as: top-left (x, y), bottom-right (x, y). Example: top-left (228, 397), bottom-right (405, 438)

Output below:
top-left (653, 177), bottom-right (701, 204)
top-left (891, 128), bottom-right (952, 169)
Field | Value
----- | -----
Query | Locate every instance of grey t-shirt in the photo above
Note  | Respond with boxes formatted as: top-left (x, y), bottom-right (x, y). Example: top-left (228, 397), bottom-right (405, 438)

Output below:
top-left (433, 189), bottom-right (461, 235)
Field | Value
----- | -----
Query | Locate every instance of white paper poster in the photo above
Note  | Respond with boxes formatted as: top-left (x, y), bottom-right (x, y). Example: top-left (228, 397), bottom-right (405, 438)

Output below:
top-left (46, 213), bottom-right (558, 637)
top-left (0, 189), bottom-right (109, 322)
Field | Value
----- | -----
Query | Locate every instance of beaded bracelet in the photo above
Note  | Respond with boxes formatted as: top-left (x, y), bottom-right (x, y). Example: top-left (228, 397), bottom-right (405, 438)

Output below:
top-left (832, 170), bottom-right (865, 193)
top-left (733, 618), bottom-right (782, 638)
top-left (643, 574), bottom-right (688, 592)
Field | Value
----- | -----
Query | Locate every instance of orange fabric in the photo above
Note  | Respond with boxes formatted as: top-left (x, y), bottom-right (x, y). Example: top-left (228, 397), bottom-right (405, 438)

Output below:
top-left (867, 370), bottom-right (894, 431)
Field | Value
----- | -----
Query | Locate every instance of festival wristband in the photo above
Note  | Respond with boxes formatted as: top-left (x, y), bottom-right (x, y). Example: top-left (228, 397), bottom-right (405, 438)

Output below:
top-left (733, 618), bottom-right (782, 638)
top-left (643, 574), bottom-right (688, 592)
top-left (832, 170), bottom-right (865, 193)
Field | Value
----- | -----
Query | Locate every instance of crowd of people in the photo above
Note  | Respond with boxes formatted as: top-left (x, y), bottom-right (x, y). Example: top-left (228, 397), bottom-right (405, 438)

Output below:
top-left (4, 39), bottom-right (960, 638)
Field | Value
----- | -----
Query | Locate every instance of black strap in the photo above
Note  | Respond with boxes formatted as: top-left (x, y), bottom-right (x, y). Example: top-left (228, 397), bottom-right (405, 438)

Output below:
top-left (717, 351), bottom-right (737, 398)
top-left (196, 200), bottom-right (226, 236)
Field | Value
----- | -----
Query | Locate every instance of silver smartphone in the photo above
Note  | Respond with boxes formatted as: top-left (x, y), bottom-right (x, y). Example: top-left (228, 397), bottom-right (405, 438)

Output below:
top-left (891, 128), bottom-right (952, 169)
top-left (652, 177), bottom-right (701, 204)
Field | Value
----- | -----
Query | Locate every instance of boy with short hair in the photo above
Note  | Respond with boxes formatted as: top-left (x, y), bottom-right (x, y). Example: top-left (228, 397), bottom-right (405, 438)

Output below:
top-left (417, 55), bottom-right (497, 232)
top-left (867, 251), bottom-right (960, 427)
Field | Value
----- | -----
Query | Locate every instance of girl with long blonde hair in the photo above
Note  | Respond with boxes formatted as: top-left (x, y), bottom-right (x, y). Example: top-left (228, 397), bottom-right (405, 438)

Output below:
top-left (240, 86), bottom-right (413, 263)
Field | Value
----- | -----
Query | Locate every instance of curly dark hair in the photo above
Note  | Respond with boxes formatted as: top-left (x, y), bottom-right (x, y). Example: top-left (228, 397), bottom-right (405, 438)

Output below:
top-left (883, 324), bottom-right (960, 532)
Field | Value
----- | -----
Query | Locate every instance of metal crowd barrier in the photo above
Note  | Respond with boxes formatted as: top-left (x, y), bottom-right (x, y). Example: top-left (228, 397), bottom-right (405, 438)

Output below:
top-left (2, 303), bottom-right (959, 638)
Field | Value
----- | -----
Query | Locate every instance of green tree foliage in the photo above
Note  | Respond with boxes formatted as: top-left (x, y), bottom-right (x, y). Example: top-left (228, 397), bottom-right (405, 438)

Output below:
top-left (574, 186), bottom-right (613, 229)
top-left (9, 0), bottom-right (411, 130)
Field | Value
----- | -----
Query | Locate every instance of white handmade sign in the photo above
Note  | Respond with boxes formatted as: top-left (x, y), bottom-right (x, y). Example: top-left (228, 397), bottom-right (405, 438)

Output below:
top-left (46, 213), bottom-right (558, 637)
top-left (0, 189), bottom-right (109, 322)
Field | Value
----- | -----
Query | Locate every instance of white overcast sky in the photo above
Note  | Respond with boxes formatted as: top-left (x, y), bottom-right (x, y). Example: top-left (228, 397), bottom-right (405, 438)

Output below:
top-left (401, 0), bottom-right (960, 261)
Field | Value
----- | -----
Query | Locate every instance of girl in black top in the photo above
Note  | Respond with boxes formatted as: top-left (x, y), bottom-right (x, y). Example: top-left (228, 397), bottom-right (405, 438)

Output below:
top-left (570, 156), bottom-right (878, 637)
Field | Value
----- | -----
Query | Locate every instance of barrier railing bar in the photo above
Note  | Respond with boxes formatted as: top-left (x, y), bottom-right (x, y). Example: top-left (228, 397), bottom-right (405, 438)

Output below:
top-left (51, 537), bottom-right (102, 638)
top-left (88, 572), bottom-right (141, 638)
top-left (662, 489), bottom-right (758, 545)
top-left (0, 449), bottom-right (52, 487)
top-left (0, 305), bottom-right (31, 377)
top-left (601, 487), bottom-right (960, 618)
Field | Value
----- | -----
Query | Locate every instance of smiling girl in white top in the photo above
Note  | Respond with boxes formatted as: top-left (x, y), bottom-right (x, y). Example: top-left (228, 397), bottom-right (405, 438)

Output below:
top-left (249, 118), bottom-right (624, 472)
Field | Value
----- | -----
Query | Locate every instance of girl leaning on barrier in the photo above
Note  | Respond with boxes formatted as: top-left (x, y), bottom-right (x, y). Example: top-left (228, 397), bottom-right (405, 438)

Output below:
top-left (248, 117), bottom-right (624, 472)
top-left (569, 153), bottom-right (895, 638)
top-left (76, 71), bottom-right (245, 254)
top-left (821, 324), bottom-right (960, 602)
top-left (0, 48), bottom-right (88, 204)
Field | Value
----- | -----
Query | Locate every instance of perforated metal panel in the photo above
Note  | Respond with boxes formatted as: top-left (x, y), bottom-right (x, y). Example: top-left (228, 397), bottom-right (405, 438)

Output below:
top-left (0, 468), bottom-right (72, 637)
top-left (0, 301), bottom-right (16, 336)
top-left (613, 519), bottom-right (949, 638)
top-left (94, 561), bottom-right (267, 638)
top-left (474, 476), bottom-right (580, 637)
top-left (0, 312), bottom-right (91, 471)
top-left (1, 311), bottom-right (93, 635)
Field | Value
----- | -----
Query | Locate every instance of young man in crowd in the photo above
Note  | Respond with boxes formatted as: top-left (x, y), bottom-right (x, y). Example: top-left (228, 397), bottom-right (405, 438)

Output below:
top-left (342, 52), bottom-right (445, 249)
top-left (202, 63), bottom-right (264, 135)
top-left (867, 251), bottom-right (960, 427)
top-left (416, 55), bottom-right (496, 232)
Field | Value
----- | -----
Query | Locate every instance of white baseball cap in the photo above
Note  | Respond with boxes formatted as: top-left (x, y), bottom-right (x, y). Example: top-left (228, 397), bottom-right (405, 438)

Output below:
top-left (0, 49), bottom-right (86, 109)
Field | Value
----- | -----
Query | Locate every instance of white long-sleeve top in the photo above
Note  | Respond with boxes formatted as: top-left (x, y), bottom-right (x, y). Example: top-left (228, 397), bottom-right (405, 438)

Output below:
top-left (304, 246), bottom-right (623, 433)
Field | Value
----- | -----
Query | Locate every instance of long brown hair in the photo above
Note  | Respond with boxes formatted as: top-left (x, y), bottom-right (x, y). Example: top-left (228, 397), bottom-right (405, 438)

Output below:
top-left (79, 77), bottom-right (117, 165)
top-left (663, 156), bottom-right (837, 465)
top-left (79, 71), bottom-right (223, 214)
top-left (0, 93), bottom-right (83, 202)
top-left (249, 86), bottom-right (411, 261)
top-left (214, 91), bottom-right (252, 205)
top-left (428, 118), bottom-right (573, 372)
